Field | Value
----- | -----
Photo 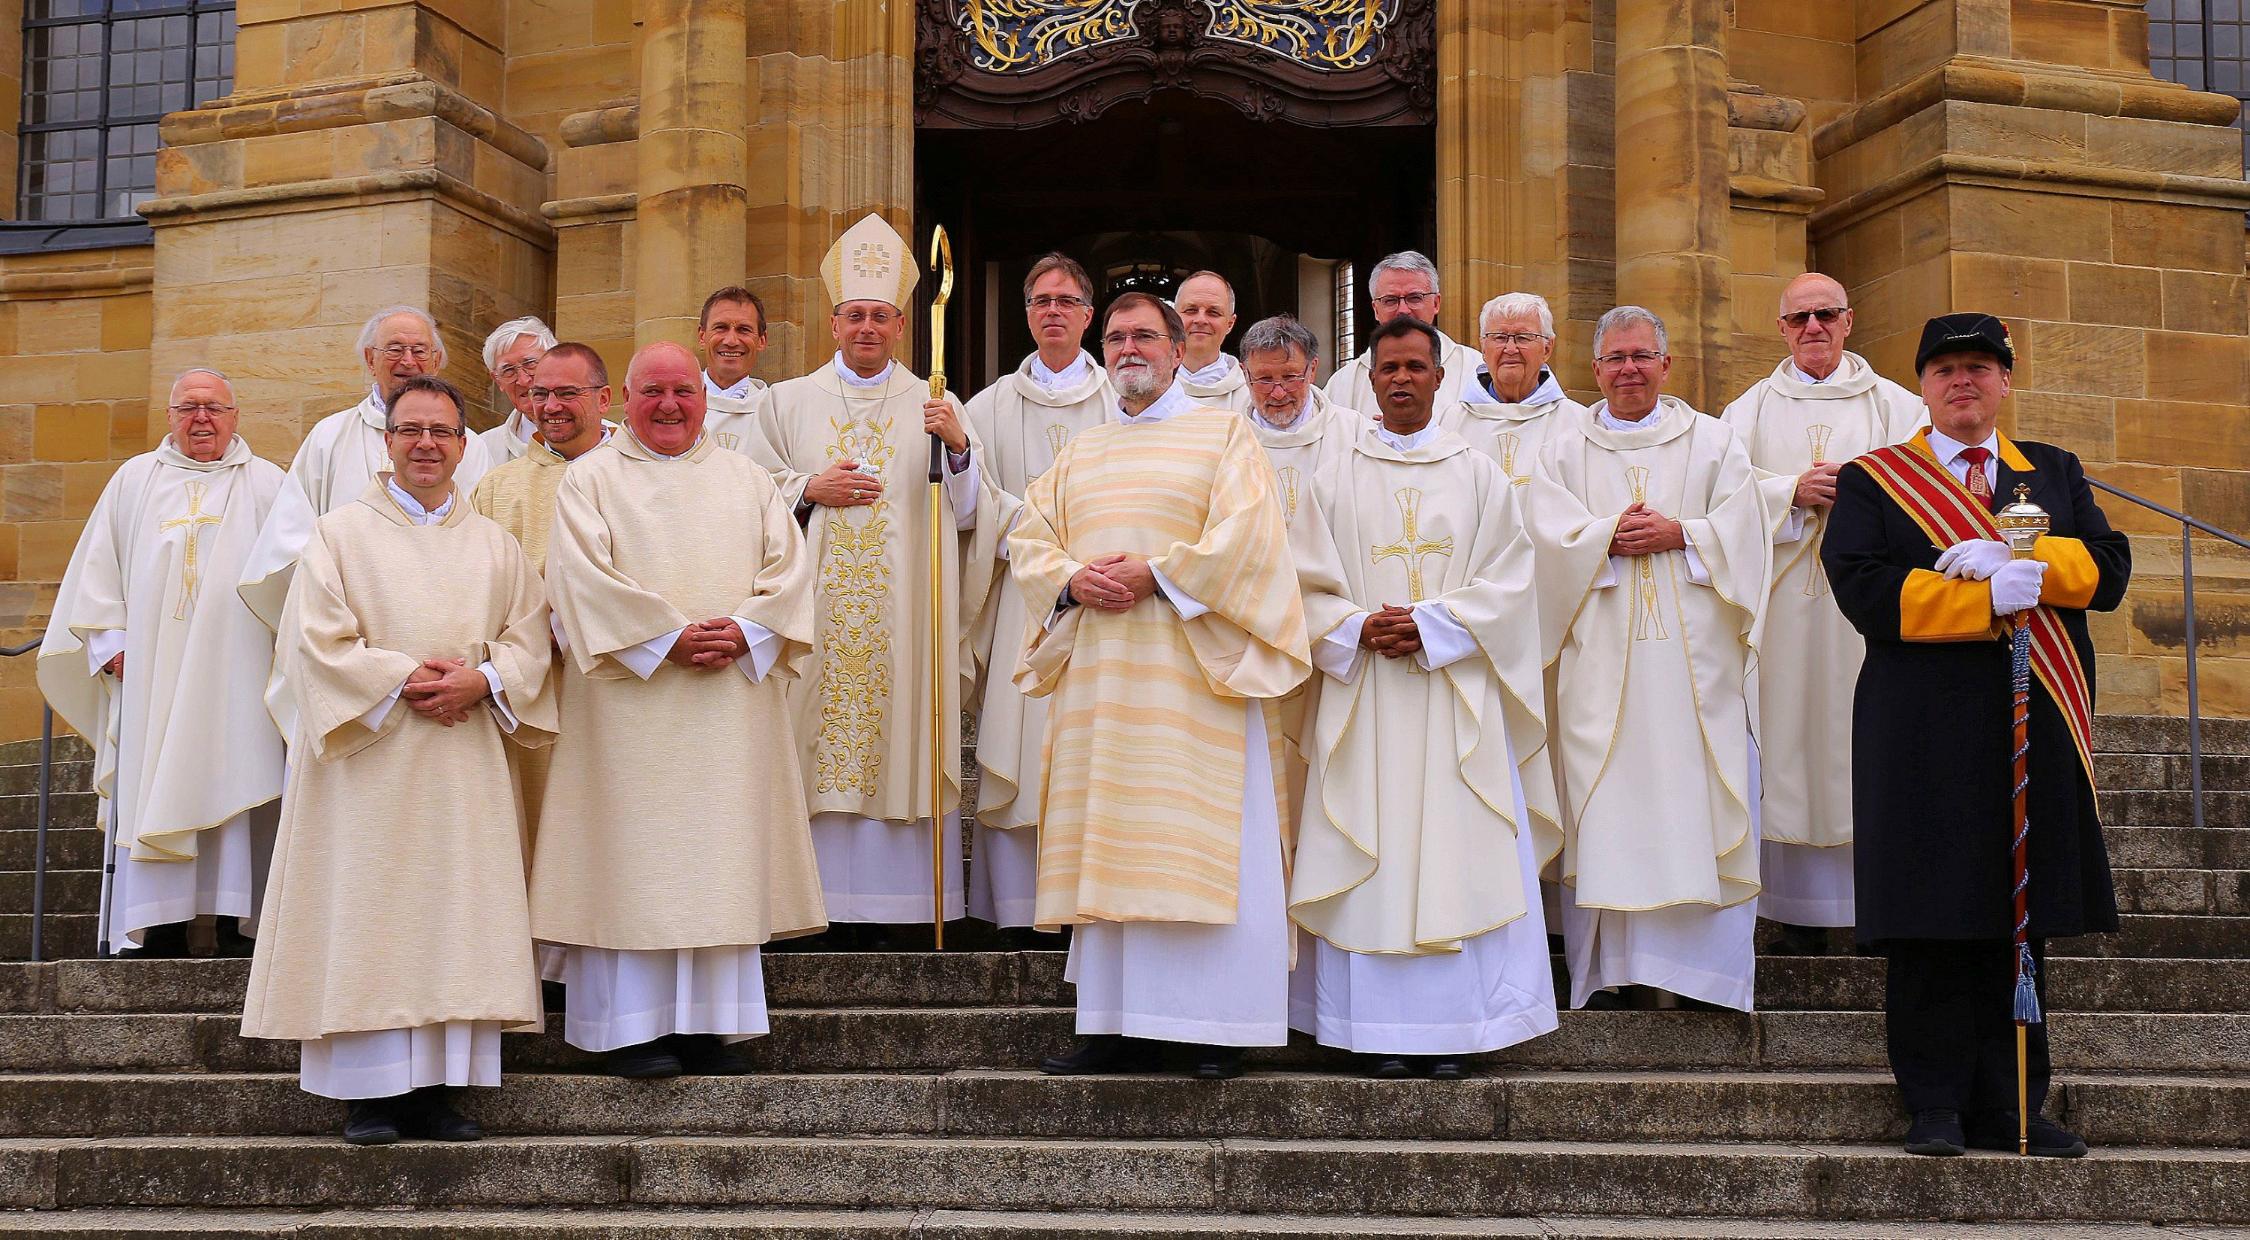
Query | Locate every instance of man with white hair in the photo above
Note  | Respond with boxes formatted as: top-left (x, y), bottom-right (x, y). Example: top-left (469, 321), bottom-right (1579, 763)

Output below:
top-left (239, 307), bottom-right (494, 624)
top-left (1721, 272), bottom-right (1925, 946)
top-left (1447, 292), bottom-right (1590, 485)
top-left (36, 368), bottom-right (287, 958)
top-left (476, 316), bottom-right (560, 463)
top-left (1324, 251), bottom-right (1484, 416)
top-left (1525, 305), bottom-right (1769, 1012)
top-left (1174, 271), bottom-right (1252, 411)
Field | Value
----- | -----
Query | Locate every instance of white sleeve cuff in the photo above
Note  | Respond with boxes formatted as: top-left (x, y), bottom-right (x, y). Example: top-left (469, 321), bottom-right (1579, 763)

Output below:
top-left (1151, 565), bottom-right (1210, 620)
top-left (85, 629), bottom-right (127, 676)
top-left (946, 448), bottom-right (979, 529)
top-left (616, 627), bottom-right (683, 681)
top-left (361, 677), bottom-right (408, 731)
top-left (1775, 506), bottom-right (1809, 545)
top-left (1595, 558), bottom-right (1621, 589)
top-left (732, 617), bottom-right (784, 683)
top-left (550, 613), bottom-right (572, 657)
top-left (1411, 601), bottom-right (1478, 671)
top-left (1314, 613), bottom-right (1369, 682)
top-left (1682, 538), bottom-right (1711, 586)
top-left (478, 660), bottom-right (518, 733)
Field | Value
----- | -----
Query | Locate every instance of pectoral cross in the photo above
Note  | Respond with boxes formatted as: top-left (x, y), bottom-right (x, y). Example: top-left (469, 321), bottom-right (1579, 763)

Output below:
top-left (1277, 465), bottom-right (1302, 522)
top-left (159, 482), bottom-right (224, 621)
top-left (1372, 487), bottom-right (1452, 604)
top-left (1626, 466), bottom-right (1669, 641)
top-left (1802, 424), bottom-right (1835, 598)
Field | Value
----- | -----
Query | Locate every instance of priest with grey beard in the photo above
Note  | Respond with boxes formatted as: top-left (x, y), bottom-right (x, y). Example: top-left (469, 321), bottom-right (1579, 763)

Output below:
top-left (1239, 314), bottom-right (1352, 533)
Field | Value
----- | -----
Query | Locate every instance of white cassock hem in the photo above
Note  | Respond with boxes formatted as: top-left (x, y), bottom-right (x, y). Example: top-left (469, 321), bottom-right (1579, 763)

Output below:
top-left (554, 944), bottom-right (769, 1052)
top-left (1758, 841), bottom-right (1855, 928)
top-left (535, 942), bottom-right (568, 984)
top-left (106, 802), bottom-right (278, 946)
top-left (1065, 702), bottom-right (1290, 1047)
top-left (298, 1020), bottom-right (503, 1100)
top-left (809, 811), bottom-right (967, 923)
top-left (969, 820), bottom-right (1040, 928)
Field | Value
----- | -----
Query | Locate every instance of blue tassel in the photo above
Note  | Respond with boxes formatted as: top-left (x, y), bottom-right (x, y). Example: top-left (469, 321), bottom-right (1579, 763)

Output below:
top-left (2013, 943), bottom-right (2043, 1025)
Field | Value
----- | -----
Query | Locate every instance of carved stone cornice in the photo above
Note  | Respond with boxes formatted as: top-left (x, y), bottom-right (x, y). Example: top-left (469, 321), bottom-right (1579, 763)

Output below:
top-left (1810, 152), bottom-right (2250, 240)
top-left (139, 169), bottom-right (557, 249)
top-left (0, 264), bottom-right (154, 300)
top-left (160, 73), bottom-right (550, 173)
top-left (1814, 56), bottom-right (2243, 160)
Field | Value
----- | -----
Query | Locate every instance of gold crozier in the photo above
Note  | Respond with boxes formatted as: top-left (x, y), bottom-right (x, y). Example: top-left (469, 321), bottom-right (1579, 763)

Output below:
top-left (1371, 487), bottom-right (1452, 604)
top-left (159, 482), bottom-right (225, 621)
top-left (1626, 465), bottom-right (1670, 641)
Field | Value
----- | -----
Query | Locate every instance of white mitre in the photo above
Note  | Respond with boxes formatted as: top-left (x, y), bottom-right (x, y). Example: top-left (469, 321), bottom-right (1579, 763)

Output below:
top-left (820, 213), bottom-right (920, 310)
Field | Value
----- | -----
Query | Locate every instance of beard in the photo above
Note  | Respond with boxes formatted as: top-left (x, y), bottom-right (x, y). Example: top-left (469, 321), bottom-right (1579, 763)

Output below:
top-left (1111, 359), bottom-right (1171, 402)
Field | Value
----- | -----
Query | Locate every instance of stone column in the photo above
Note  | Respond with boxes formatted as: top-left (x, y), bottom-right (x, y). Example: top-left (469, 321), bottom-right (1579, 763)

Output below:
top-left (1613, 0), bottom-right (1733, 412)
top-left (634, 0), bottom-right (748, 351)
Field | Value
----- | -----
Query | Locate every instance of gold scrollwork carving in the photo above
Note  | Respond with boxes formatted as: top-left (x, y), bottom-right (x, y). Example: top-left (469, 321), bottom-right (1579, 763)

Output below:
top-left (958, 0), bottom-right (1142, 72)
top-left (1203, 0), bottom-right (1394, 71)
top-left (814, 406), bottom-right (900, 798)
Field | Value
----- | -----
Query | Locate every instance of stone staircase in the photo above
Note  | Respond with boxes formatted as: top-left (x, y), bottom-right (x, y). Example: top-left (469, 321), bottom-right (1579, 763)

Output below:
top-left (0, 720), bottom-right (2244, 1236)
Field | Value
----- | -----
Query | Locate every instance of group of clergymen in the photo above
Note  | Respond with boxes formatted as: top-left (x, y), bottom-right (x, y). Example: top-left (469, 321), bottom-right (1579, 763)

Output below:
top-left (36, 213), bottom-right (2130, 1159)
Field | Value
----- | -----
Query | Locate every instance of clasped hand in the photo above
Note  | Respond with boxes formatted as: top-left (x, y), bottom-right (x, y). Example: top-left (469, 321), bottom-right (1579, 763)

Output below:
top-left (1608, 502), bottom-right (1686, 558)
top-left (1794, 462), bottom-right (1842, 509)
top-left (1359, 604), bottom-right (1422, 659)
top-left (402, 658), bottom-right (489, 727)
top-left (1069, 553), bottom-right (1155, 612)
top-left (667, 618), bottom-right (749, 670)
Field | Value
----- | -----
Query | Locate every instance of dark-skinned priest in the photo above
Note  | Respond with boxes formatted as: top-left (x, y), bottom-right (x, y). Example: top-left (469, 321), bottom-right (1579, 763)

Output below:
top-left (1821, 312), bottom-right (2129, 1160)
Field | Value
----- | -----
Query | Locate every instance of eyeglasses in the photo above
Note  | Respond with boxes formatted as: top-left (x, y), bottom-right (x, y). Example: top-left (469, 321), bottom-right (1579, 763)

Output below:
top-left (1101, 330), bottom-right (1175, 350)
top-left (387, 424), bottom-right (463, 442)
top-left (1481, 332), bottom-right (1551, 347)
top-left (834, 309), bottom-right (899, 326)
top-left (378, 344), bottom-right (435, 361)
top-left (1594, 351), bottom-right (1665, 368)
top-left (1248, 373), bottom-right (1308, 390)
top-left (168, 402), bottom-right (235, 416)
top-left (495, 356), bottom-right (545, 381)
top-left (527, 386), bottom-right (593, 403)
top-left (1025, 294), bottom-right (1089, 311)
top-left (1781, 307), bottom-right (1847, 328)
top-left (1372, 292), bottom-right (1436, 311)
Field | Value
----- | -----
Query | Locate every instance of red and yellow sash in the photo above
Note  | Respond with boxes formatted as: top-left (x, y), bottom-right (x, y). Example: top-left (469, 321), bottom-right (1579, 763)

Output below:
top-left (1854, 432), bottom-right (2097, 785)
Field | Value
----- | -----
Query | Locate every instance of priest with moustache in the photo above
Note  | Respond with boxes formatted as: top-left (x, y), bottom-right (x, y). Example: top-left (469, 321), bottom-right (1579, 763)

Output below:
top-left (533, 341), bottom-right (825, 1078)
top-left (1289, 318), bottom-right (1560, 1078)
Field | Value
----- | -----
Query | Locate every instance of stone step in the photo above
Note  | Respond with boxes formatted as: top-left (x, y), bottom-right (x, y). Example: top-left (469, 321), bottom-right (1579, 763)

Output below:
top-left (11, 1211), bottom-right (2241, 1240)
top-left (0, 1008), bottom-right (2242, 1076)
top-left (2097, 714), bottom-right (2250, 757)
top-left (2096, 752), bottom-right (2250, 794)
top-left (0, 735), bottom-right (92, 767)
top-left (2112, 867), bottom-right (2250, 914)
top-left (2082, 914), bottom-right (2250, 957)
top-left (0, 760), bottom-right (89, 798)
top-left (0, 1068), bottom-right (2237, 1149)
top-left (0, 870), bottom-right (98, 911)
top-left (0, 1135), bottom-right (2241, 1222)
top-left (0, 791), bottom-right (97, 832)
top-left (2101, 789), bottom-right (2250, 829)
top-left (0, 914), bottom-right (93, 962)
top-left (9, 955), bottom-right (2248, 1018)
top-left (0, 827), bottom-right (100, 872)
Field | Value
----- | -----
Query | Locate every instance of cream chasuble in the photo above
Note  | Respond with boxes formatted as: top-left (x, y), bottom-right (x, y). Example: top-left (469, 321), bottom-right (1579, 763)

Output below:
top-left (1324, 331), bottom-right (1483, 417)
top-left (704, 370), bottom-right (771, 455)
top-left (1720, 353), bottom-right (1924, 927)
top-left (1179, 352), bottom-right (1253, 412)
top-left (478, 409), bottom-right (536, 464)
top-left (1442, 380), bottom-right (1590, 488)
top-left (37, 436), bottom-right (286, 947)
top-left (1250, 388), bottom-right (1354, 533)
top-left (239, 390), bottom-right (494, 629)
top-left (963, 351), bottom-right (1109, 927)
top-left (1524, 396), bottom-right (1770, 1008)
top-left (242, 479), bottom-right (555, 1054)
top-left (1010, 406), bottom-right (1310, 928)
top-left (533, 430), bottom-right (825, 953)
top-left (751, 360), bottom-right (1008, 921)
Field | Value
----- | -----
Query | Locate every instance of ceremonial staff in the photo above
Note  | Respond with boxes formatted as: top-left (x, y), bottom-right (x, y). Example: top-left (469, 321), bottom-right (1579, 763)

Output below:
top-left (926, 225), bottom-right (955, 951)
top-left (1997, 485), bottom-right (2051, 1157)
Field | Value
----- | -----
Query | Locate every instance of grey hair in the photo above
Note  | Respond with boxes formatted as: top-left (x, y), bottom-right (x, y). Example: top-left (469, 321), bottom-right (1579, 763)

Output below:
top-left (480, 316), bottom-right (557, 372)
top-left (1368, 250), bottom-right (1440, 295)
top-left (1239, 313), bottom-right (1318, 365)
top-left (355, 306), bottom-right (446, 366)
top-left (1479, 292), bottom-right (1555, 337)
top-left (167, 367), bottom-right (235, 403)
top-left (1593, 305), bottom-right (1669, 357)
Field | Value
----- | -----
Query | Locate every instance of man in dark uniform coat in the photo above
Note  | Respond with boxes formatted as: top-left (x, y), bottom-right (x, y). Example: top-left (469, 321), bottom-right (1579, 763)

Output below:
top-left (1821, 313), bottom-right (2130, 1159)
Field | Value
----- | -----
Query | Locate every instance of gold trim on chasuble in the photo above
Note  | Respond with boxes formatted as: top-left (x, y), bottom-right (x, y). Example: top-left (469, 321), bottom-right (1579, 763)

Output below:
top-left (1370, 487), bottom-right (1452, 604)
top-left (1044, 424), bottom-right (1072, 459)
top-left (1625, 466), bottom-right (1669, 640)
top-left (160, 481), bottom-right (226, 620)
top-left (715, 431), bottom-right (741, 451)
top-left (1277, 465), bottom-right (1302, 523)
top-left (1801, 423), bottom-right (1835, 598)
top-left (1497, 431), bottom-right (1525, 484)
top-left (815, 399), bottom-right (898, 797)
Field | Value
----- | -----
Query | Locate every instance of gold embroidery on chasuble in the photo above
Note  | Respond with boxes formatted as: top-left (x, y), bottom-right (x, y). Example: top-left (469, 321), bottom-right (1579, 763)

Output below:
top-left (1370, 486), bottom-right (1451, 603)
top-left (160, 481), bottom-right (225, 620)
top-left (1498, 431), bottom-right (1527, 485)
top-left (815, 399), bottom-right (898, 797)
top-left (1801, 423), bottom-right (1835, 598)
top-left (1626, 465), bottom-right (1669, 641)
top-left (716, 431), bottom-right (741, 451)
top-left (1277, 465), bottom-right (1302, 523)
top-left (1044, 424), bottom-right (1071, 459)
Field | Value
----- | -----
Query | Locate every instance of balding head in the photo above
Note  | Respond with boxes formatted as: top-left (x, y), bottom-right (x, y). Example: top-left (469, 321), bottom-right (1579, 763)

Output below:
top-left (1777, 273), bottom-right (1854, 381)
top-left (623, 341), bottom-right (706, 456)
top-left (165, 368), bottom-right (239, 463)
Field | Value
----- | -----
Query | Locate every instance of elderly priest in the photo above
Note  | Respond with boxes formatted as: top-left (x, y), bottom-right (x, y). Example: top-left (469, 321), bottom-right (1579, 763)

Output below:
top-left (534, 341), bottom-right (825, 1079)
top-left (1822, 313), bottom-right (2129, 1159)
top-left (1289, 319), bottom-right (1560, 1078)
top-left (1011, 292), bottom-right (1310, 1080)
top-left (242, 374), bottom-right (555, 1146)
top-left (475, 316), bottom-right (559, 465)
top-left (1324, 251), bottom-right (1483, 416)
top-left (37, 368), bottom-right (286, 958)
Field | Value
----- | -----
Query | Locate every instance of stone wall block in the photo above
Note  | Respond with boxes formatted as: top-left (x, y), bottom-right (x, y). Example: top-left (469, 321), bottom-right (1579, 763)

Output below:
top-left (2117, 399), bottom-right (2250, 470)
top-left (2023, 320), bottom-right (2148, 398)
top-left (2067, 262), bottom-right (2166, 330)
top-left (2161, 270), bottom-right (2250, 336)
top-left (2144, 332), bottom-right (2250, 405)
top-left (2113, 201), bottom-right (2243, 275)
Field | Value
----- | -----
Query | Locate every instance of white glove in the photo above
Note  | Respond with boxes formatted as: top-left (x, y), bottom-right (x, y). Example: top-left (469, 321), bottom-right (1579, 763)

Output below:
top-left (1934, 538), bottom-right (2013, 581)
top-left (1989, 559), bottom-right (2046, 615)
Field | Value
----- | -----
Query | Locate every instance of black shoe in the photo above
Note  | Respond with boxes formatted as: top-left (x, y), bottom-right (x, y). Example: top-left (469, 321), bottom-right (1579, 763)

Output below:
top-left (212, 917), bottom-right (256, 958)
top-left (606, 1038), bottom-right (683, 1079)
top-left (1040, 1034), bottom-right (1156, 1075)
top-left (1766, 922), bottom-right (1834, 957)
top-left (116, 921), bottom-right (191, 959)
top-left (404, 1087), bottom-right (483, 1141)
top-left (1364, 1055), bottom-right (1413, 1079)
top-left (540, 979), bottom-right (567, 1010)
top-left (342, 1096), bottom-right (404, 1146)
top-left (1192, 1045), bottom-right (1245, 1080)
top-left (1581, 988), bottom-right (1627, 1011)
top-left (1904, 1108), bottom-right (1966, 1156)
top-left (667, 1033), bottom-right (752, 1076)
top-left (1425, 1057), bottom-right (1468, 1080)
top-left (1967, 1113), bottom-right (2087, 1158)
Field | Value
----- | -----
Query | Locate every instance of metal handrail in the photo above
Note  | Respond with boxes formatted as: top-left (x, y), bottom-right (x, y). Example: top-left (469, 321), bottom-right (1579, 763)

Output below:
top-left (0, 640), bottom-right (53, 963)
top-left (2087, 478), bottom-right (2250, 831)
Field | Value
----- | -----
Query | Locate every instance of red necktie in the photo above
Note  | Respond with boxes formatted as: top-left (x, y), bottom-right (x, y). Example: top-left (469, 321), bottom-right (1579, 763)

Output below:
top-left (1959, 446), bottom-right (1995, 511)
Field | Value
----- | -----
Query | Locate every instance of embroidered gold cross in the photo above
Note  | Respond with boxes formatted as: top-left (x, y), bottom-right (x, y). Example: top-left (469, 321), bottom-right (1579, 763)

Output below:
top-left (1801, 424), bottom-right (1836, 597)
top-left (1277, 465), bottom-right (1302, 523)
top-left (1626, 466), bottom-right (1669, 640)
top-left (1045, 424), bottom-right (1071, 458)
top-left (1372, 487), bottom-right (1452, 603)
top-left (852, 242), bottom-right (889, 281)
top-left (1498, 431), bottom-right (1522, 482)
top-left (160, 482), bottom-right (224, 621)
